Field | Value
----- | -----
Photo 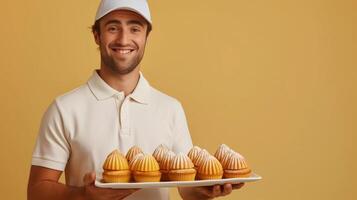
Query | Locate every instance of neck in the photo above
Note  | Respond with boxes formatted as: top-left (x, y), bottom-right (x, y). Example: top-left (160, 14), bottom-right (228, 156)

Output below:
top-left (98, 66), bottom-right (140, 96)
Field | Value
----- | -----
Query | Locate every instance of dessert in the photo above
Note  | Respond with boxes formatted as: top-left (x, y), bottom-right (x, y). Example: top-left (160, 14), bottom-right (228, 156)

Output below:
top-left (126, 145), bottom-right (143, 162)
top-left (220, 149), bottom-right (235, 168)
top-left (102, 144), bottom-right (253, 183)
top-left (192, 149), bottom-right (210, 169)
top-left (102, 149), bottom-right (131, 183)
top-left (187, 146), bottom-right (201, 163)
top-left (223, 152), bottom-right (251, 178)
top-left (132, 154), bottom-right (161, 182)
top-left (128, 153), bottom-right (144, 181)
top-left (197, 155), bottom-right (223, 180)
top-left (129, 153), bottom-right (144, 171)
top-left (214, 144), bottom-right (230, 162)
top-left (169, 153), bottom-right (196, 181)
top-left (159, 151), bottom-right (175, 181)
top-left (152, 144), bottom-right (169, 164)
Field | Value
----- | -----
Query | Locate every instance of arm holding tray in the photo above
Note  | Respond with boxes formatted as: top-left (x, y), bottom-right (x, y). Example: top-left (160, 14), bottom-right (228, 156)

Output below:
top-left (27, 166), bottom-right (139, 200)
top-left (178, 183), bottom-right (244, 200)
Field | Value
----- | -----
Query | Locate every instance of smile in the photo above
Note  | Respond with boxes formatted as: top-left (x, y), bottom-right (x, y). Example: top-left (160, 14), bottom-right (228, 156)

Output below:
top-left (111, 48), bottom-right (135, 55)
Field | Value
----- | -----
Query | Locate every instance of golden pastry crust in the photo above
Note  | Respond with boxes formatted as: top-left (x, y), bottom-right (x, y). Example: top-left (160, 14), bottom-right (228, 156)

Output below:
top-left (102, 170), bottom-right (131, 183)
top-left (160, 169), bottom-right (170, 181)
top-left (223, 168), bottom-right (251, 178)
top-left (197, 173), bottom-right (223, 180)
top-left (133, 170), bottom-right (161, 182)
top-left (168, 168), bottom-right (196, 181)
top-left (103, 170), bottom-right (131, 176)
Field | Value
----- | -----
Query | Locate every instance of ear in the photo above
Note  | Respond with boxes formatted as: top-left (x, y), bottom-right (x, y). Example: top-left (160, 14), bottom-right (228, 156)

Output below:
top-left (146, 30), bottom-right (151, 38)
top-left (93, 31), bottom-right (100, 45)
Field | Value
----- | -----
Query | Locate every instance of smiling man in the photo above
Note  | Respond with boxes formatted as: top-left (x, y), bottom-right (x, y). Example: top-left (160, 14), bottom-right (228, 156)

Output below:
top-left (96, 10), bottom-right (148, 76)
top-left (27, 0), bottom-right (243, 199)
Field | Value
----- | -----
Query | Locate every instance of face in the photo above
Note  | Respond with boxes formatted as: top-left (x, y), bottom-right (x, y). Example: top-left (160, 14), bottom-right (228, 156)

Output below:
top-left (94, 10), bottom-right (148, 75)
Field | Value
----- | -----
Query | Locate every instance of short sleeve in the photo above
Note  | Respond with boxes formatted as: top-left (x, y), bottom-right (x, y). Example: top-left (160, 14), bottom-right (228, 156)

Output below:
top-left (171, 102), bottom-right (193, 154)
top-left (31, 100), bottom-right (70, 171)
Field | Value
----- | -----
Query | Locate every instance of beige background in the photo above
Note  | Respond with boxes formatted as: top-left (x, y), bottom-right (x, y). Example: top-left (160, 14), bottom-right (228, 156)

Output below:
top-left (0, 0), bottom-right (356, 199)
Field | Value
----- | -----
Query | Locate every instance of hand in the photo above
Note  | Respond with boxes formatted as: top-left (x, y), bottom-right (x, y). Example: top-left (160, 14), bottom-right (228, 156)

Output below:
top-left (179, 183), bottom-right (244, 200)
top-left (82, 172), bottom-right (140, 200)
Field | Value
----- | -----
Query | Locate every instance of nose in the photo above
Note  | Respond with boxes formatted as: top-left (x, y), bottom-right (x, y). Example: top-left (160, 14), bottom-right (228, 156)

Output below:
top-left (116, 29), bottom-right (130, 46)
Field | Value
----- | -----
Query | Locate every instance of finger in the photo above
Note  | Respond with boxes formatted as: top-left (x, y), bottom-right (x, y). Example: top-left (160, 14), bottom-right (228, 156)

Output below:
top-left (128, 189), bottom-right (140, 193)
top-left (121, 189), bottom-right (140, 197)
top-left (232, 183), bottom-right (245, 190)
top-left (118, 189), bottom-right (140, 194)
top-left (83, 172), bottom-right (96, 186)
top-left (211, 185), bottom-right (222, 197)
top-left (194, 186), bottom-right (213, 197)
top-left (113, 188), bottom-right (140, 199)
top-left (221, 183), bottom-right (233, 196)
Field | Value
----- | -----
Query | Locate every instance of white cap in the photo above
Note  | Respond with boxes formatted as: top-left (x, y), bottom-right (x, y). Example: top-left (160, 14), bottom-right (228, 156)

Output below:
top-left (95, 0), bottom-right (152, 24)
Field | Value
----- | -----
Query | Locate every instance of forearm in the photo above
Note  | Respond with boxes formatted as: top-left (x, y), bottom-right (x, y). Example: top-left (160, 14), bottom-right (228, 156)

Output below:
top-left (28, 180), bottom-right (84, 200)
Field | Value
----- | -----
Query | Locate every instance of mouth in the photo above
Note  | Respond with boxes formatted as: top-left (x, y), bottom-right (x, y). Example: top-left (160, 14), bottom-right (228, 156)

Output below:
top-left (111, 48), bottom-right (135, 55)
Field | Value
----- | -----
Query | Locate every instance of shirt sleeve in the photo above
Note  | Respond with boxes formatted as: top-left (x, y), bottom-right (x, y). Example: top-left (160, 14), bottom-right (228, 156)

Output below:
top-left (31, 100), bottom-right (70, 171)
top-left (171, 101), bottom-right (193, 154)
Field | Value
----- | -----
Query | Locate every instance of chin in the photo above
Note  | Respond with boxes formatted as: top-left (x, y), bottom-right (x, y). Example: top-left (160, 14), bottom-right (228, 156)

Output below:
top-left (112, 65), bottom-right (138, 75)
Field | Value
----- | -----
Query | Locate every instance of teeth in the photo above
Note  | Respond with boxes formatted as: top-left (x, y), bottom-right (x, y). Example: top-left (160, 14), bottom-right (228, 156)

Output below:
top-left (116, 49), bottom-right (131, 54)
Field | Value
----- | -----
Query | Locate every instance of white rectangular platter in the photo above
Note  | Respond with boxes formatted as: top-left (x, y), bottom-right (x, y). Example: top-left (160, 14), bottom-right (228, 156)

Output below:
top-left (95, 173), bottom-right (262, 189)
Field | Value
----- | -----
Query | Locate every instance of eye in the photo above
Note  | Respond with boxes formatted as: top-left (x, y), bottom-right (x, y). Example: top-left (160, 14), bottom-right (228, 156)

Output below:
top-left (131, 26), bottom-right (142, 33)
top-left (107, 26), bottom-right (118, 32)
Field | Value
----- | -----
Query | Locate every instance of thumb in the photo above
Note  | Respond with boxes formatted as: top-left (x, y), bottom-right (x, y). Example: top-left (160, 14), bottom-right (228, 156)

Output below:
top-left (83, 172), bottom-right (96, 186)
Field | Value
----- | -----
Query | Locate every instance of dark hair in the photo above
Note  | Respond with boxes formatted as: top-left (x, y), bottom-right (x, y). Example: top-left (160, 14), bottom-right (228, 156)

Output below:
top-left (91, 20), bottom-right (152, 36)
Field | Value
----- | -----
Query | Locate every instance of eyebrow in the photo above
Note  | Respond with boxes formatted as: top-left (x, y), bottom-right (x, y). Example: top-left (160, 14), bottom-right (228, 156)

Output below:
top-left (104, 19), bottom-right (145, 27)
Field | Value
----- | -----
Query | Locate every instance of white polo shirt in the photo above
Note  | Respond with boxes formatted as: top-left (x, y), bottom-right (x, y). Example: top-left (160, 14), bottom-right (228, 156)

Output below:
top-left (32, 70), bottom-right (193, 200)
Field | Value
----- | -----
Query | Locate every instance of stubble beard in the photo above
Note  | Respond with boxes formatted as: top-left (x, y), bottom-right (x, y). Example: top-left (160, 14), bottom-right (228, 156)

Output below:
top-left (99, 43), bottom-right (145, 75)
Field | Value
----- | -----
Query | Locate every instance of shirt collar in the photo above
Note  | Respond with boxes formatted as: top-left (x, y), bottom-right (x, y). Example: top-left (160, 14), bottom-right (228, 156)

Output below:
top-left (87, 70), bottom-right (151, 104)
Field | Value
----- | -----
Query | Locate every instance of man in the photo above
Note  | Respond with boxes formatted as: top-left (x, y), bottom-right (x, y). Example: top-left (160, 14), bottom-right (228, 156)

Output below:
top-left (27, 0), bottom-right (244, 199)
